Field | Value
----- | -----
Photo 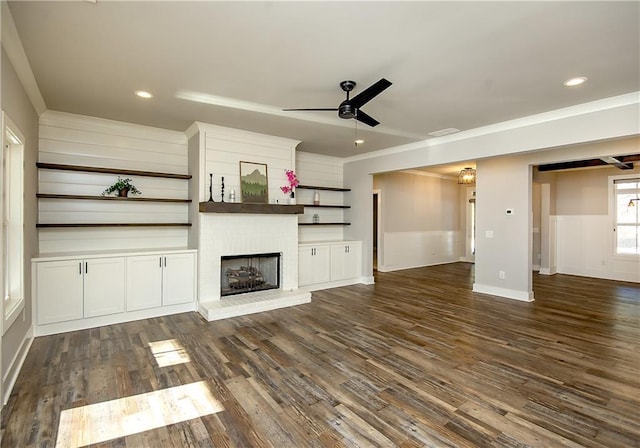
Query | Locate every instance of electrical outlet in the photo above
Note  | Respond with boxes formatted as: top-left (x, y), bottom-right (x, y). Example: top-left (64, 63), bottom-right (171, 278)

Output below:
top-left (499, 270), bottom-right (506, 279)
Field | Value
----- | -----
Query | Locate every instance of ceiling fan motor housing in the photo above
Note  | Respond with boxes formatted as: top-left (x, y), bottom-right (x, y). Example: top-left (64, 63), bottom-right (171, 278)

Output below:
top-left (338, 101), bottom-right (356, 119)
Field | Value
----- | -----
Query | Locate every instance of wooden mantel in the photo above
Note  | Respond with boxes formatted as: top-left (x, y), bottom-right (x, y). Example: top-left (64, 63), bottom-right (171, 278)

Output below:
top-left (199, 202), bottom-right (304, 214)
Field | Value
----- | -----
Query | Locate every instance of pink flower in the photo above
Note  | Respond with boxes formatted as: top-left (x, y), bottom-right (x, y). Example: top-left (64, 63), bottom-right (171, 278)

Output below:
top-left (281, 169), bottom-right (299, 194)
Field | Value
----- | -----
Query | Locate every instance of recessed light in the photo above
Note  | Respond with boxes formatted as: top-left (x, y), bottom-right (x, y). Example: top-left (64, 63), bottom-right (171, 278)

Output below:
top-left (563, 77), bottom-right (587, 87)
top-left (355, 139), bottom-right (364, 145)
top-left (135, 90), bottom-right (153, 99)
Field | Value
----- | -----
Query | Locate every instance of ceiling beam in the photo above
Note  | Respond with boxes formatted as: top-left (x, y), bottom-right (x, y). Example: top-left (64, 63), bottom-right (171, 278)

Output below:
top-left (537, 154), bottom-right (640, 172)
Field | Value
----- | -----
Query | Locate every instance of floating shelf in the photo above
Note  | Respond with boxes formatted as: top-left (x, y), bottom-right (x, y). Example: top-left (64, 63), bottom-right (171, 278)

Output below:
top-left (37, 194), bottom-right (191, 203)
top-left (199, 202), bottom-right (304, 215)
top-left (36, 223), bottom-right (192, 228)
top-left (36, 162), bottom-right (192, 180)
top-left (301, 204), bottom-right (350, 209)
top-left (297, 185), bottom-right (350, 192)
top-left (298, 222), bottom-right (351, 226)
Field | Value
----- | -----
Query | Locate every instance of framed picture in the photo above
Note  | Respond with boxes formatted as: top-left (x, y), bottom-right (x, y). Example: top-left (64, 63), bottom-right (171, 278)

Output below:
top-left (239, 161), bottom-right (269, 203)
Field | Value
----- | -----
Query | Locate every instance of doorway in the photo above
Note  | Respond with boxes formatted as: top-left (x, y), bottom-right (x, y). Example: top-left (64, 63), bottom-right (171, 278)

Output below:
top-left (372, 190), bottom-right (380, 270)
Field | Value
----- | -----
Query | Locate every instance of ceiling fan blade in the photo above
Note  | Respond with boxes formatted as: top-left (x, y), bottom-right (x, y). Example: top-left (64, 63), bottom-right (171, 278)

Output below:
top-left (349, 78), bottom-right (392, 109)
top-left (282, 108), bottom-right (338, 111)
top-left (355, 110), bottom-right (380, 127)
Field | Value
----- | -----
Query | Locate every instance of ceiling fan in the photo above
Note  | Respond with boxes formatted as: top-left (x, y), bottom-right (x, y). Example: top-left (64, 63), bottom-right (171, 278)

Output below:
top-left (283, 78), bottom-right (392, 127)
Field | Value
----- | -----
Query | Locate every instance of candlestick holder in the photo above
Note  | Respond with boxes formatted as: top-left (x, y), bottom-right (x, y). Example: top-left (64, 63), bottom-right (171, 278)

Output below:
top-left (208, 173), bottom-right (214, 202)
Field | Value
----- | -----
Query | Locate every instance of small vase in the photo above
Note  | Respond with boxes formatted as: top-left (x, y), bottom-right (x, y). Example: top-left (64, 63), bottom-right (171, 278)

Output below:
top-left (118, 188), bottom-right (129, 198)
top-left (313, 191), bottom-right (320, 206)
top-left (289, 191), bottom-right (296, 205)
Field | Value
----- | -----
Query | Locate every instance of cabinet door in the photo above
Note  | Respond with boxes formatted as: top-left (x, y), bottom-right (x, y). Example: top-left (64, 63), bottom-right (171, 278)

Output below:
top-left (330, 242), bottom-right (362, 281)
top-left (330, 244), bottom-right (347, 281)
top-left (298, 246), bottom-right (315, 287)
top-left (36, 260), bottom-right (83, 325)
top-left (312, 246), bottom-right (331, 284)
top-left (162, 253), bottom-right (196, 306)
top-left (126, 255), bottom-right (163, 311)
top-left (84, 257), bottom-right (126, 318)
top-left (343, 242), bottom-right (362, 280)
top-left (299, 246), bottom-right (331, 286)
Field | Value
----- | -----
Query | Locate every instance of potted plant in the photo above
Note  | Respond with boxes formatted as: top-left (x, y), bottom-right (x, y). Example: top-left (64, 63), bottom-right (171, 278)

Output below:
top-left (102, 177), bottom-right (142, 197)
top-left (280, 169), bottom-right (299, 204)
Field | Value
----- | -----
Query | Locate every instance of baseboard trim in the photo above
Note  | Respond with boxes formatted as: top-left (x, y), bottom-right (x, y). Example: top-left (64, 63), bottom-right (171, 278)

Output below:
top-left (361, 276), bottom-right (375, 285)
top-left (3, 328), bottom-right (34, 405)
top-left (378, 259), bottom-right (460, 273)
top-left (34, 303), bottom-right (196, 337)
top-left (538, 267), bottom-right (557, 275)
top-left (473, 283), bottom-right (535, 302)
top-left (303, 277), bottom-right (367, 292)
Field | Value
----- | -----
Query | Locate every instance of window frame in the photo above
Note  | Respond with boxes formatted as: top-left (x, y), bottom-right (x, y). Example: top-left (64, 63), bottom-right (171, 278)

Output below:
top-left (609, 173), bottom-right (640, 260)
top-left (1, 112), bottom-right (25, 334)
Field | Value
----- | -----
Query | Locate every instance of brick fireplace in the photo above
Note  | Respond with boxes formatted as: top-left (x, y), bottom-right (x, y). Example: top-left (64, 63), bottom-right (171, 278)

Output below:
top-left (196, 208), bottom-right (311, 321)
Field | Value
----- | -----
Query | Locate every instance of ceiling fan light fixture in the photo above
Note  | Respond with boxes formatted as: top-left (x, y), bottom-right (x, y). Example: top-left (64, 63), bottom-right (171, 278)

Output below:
top-left (458, 167), bottom-right (476, 184)
top-left (563, 76), bottom-right (587, 87)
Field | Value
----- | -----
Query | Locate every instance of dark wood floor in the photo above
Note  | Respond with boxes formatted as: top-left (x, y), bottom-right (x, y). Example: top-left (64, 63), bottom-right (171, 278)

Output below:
top-left (2, 263), bottom-right (639, 447)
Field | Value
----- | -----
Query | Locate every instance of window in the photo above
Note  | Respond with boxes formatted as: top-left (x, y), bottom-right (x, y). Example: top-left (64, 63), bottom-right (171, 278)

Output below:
top-left (2, 113), bottom-right (25, 331)
top-left (614, 177), bottom-right (640, 255)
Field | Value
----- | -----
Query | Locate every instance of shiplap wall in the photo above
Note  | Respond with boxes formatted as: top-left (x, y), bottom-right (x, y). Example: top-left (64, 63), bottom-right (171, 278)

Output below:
top-left (38, 111), bottom-right (190, 254)
top-left (296, 152), bottom-right (346, 242)
top-left (187, 122), bottom-right (299, 204)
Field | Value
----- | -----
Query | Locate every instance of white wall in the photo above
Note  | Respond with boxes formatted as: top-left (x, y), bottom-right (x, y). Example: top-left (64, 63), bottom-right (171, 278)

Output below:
top-left (296, 152), bottom-right (346, 242)
top-left (187, 122), bottom-right (299, 204)
top-left (373, 171), bottom-right (461, 271)
top-left (37, 111), bottom-right (189, 253)
top-left (344, 95), bottom-right (639, 301)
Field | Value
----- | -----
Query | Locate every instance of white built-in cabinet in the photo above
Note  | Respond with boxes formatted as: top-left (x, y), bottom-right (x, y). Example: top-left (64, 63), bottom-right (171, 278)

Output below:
top-left (36, 257), bottom-right (125, 324)
top-left (330, 242), bottom-right (362, 281)
top-left (33, 249), bottom-right (197, 335)
top-left (298, 241), bottom-right (362, 289)
top-left (299, 245), bottom-right (331, 286)
top-left (127, 252), bottom-right (195, 311)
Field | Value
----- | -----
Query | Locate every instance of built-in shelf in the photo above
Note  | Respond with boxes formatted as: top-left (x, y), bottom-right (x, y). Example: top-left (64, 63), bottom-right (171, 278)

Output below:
top-left (298, 222), bottom-right (351, 226)
top-left (37, 194), bottom-right (191, 203)
top-left (36, 162), bottom-right (192, 180)
top-left (199, 202), bottom-right (304, 215)
top-left (297, 185), bottom-right (350, 192)
top-left (36, 223), bottom-right (192, 228)
top-left (301, 204), bottom-right (350, 209)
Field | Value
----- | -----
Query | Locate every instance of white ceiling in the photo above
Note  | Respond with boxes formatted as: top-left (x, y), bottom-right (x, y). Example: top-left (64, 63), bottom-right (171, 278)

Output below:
top-left (7, 1), bottom-right (640, 158)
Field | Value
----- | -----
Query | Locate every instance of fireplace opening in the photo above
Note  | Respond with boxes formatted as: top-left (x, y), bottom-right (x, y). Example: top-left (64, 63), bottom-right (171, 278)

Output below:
top-left (220, 252), bottom-right (281, 297)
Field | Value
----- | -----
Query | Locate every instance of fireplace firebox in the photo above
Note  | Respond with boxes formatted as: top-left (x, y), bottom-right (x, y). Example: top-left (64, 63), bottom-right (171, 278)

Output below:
top-left (220, 253), bottom-right (281, 297)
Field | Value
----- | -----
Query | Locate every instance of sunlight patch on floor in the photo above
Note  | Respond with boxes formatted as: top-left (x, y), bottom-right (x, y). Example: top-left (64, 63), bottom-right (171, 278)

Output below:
top-left (148, 338), bottom-right (191, 367)
top-left (55, 381), bottom-right (224, 448)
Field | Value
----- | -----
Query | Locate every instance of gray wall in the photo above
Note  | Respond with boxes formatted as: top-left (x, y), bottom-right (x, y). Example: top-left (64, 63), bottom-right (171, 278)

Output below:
top-left (373, 171), bottom-right (460, 232)
top-left (1, 48), bottom-right (38, 377)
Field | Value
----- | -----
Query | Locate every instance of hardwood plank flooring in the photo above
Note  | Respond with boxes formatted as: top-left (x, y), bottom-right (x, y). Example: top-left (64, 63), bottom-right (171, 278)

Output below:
top-left (2, 263), bottom-right (639, 447)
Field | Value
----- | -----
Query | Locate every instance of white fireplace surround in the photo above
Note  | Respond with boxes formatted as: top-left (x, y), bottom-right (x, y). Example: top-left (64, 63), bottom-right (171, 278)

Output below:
top-left (197, 213), bottom-right (311, 320)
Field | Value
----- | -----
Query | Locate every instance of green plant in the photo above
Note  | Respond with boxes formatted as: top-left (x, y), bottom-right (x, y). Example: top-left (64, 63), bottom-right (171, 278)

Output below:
top-left (102, 177), bottom-right (142, 196)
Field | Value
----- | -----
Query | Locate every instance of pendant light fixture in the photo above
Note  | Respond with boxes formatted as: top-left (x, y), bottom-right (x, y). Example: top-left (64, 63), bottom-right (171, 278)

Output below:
top-left (458, 167), bottom-right (476, 185)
